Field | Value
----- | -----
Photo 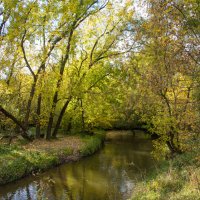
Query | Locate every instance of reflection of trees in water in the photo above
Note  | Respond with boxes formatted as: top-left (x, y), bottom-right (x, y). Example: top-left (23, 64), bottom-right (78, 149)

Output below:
top-left (0, 132), bottom-right (154, 200)
top-left (35, 163), bottom-right (87, 200)
top-left (3, 193), bottom-right (14, 200)
top-left (36, 170), bottom-right (74, 200)
top-left (25, 185), bottom-right (31, 200)
top-left (2, 183), bottom-right (37, 200)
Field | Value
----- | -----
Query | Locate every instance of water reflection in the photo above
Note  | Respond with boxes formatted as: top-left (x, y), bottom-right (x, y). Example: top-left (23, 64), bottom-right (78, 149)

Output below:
top-left (0, 130), bottom-right (154, 200)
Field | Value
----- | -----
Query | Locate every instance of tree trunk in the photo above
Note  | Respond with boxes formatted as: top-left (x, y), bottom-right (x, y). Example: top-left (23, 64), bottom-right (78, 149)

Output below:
top-left (80, 99), bottom-right (85, 132)
top-left (66, 100), bottom-right (79, 132)
top-left (24, 76), bottom-right (38, 129)
top-left (167, 131), bottom-right (182, 154)
top-left (52, 98), bottom-right (71, 138)
top-left (46, 90), bottom-right (59, 139)
top-left (166, 141), bottom-right (176, 154)
top-left (46, 113), bottom-right (53, 139)
top-left (0, 105), bottom-right (32, 141)
top-left (36, 93), bottom-right (42, 138)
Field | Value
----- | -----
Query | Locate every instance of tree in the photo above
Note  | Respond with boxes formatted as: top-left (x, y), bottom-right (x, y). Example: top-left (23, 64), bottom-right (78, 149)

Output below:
top-left (128, 0), bottom-right (200, 155)
top-left (0, 0), bottom-right (134, 140)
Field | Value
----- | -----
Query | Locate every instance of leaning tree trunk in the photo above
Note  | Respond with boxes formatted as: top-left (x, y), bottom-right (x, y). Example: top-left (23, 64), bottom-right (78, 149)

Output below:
top-left (166, 131), bottom-right (182, 154)
top-left (24, 76), bottom-right (38, 129)
top-left (0, 105), bottom-right (32, 141)
top-left (36, 93), bottom-right (42, 138)
top-left (52, 98), bottom-right (71, 138)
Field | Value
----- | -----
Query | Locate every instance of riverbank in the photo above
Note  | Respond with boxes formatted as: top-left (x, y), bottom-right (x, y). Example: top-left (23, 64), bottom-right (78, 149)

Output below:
top-left (0, 132), bottom-right (105, 185)
top-left (130, 138), bottom-right (200, 200)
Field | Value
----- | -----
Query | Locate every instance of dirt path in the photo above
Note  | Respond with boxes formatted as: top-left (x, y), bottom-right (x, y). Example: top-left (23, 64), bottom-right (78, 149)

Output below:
top-left (24, 136), bottom-right (84, 153)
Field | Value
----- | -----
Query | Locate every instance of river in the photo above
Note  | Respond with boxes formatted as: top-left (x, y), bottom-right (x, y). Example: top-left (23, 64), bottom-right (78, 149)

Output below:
top-left (0, 130), bottom-right (155, 200)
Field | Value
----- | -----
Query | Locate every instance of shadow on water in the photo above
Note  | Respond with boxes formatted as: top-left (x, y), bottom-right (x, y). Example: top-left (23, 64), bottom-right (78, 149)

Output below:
top-left (0, 130), bottom-right (155, 200)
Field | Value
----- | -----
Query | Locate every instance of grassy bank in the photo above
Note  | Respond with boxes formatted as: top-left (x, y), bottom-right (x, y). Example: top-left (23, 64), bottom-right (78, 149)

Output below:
top-left (130, 138), bottom-right (200, 200)
top-left (0, 131), bottom-right (105, 185)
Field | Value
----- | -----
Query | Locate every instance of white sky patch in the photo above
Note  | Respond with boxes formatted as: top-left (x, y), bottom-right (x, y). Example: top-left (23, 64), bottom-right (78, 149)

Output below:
top-left (133, 0), bottom-right (148, 19)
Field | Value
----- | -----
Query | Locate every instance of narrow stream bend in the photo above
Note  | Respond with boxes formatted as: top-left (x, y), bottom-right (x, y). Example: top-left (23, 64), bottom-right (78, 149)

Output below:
top-left (0, 130), bottom-right (155, 200)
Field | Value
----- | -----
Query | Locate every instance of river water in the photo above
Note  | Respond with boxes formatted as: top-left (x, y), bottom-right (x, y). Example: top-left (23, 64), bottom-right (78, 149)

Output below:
top-left (0, 130), bottom-right (155, 200)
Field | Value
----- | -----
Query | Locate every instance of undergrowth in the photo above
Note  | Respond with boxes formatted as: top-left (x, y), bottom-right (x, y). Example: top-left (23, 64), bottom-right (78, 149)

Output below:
top-left (130, 138), bottom-right (200, 200)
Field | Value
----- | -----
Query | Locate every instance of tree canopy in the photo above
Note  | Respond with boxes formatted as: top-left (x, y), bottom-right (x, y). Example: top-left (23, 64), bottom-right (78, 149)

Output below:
top-left (0, 0), bottom-right (199, 155)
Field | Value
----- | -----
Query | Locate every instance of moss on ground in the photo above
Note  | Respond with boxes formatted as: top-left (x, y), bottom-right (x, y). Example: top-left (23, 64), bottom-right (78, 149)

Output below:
top-left (0, 132), bottom-right (105, 185)
top-left (129, 138), bottom-right (200, 200)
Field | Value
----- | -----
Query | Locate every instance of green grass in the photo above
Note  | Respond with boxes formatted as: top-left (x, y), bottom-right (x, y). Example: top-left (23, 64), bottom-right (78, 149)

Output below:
top-left (79, 130), bottom-right (105, 156)
top-left (80, 136), bottom-right (103, 156)
top-left (0, 132), bottom-right (105, 185)
top-left (0, 145), bottom-right (59, 184)
top-left (129, 138), bottom-right (200, 200)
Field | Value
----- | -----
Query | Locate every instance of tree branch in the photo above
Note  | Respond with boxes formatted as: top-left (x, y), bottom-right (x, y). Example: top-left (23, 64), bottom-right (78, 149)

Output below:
top-left (21, 30), bottom-right (36, 78)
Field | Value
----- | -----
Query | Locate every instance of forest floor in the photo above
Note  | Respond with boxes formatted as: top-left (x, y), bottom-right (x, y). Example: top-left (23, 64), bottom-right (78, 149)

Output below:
top-left (0, 132), bottom-right (105, 185)
top-left (130, 138), bottom-right (200, 200)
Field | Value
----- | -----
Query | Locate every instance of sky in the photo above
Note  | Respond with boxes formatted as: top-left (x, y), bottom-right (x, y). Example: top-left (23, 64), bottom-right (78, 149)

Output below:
top-left (111, 0), bottom-right (148, 19)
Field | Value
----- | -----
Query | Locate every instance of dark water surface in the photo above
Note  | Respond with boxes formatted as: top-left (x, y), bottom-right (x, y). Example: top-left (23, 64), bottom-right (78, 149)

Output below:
top-left (0, 130), bottom-right (155, 200)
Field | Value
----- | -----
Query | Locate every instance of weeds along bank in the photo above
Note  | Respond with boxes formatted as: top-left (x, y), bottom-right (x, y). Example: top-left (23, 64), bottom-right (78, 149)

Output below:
top-left (130, 138), bottom-right (200, 200)
top-left (0, 132), bottom-right (105, 185)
